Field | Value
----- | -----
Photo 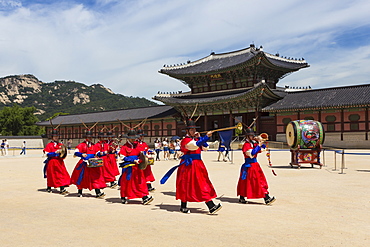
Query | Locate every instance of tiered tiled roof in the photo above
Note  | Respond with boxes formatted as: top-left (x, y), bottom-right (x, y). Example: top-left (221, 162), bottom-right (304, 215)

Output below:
top-left (36, 105), bottom-right (177, 126)
top-left (159, 45), bottom-right (309, 76)
top-left (262, 84), bottom-right (370, 112)
top-left (154, 82), bottom-right (284, 105)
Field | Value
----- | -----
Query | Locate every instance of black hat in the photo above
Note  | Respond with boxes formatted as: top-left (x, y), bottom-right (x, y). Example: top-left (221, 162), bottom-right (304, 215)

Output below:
top-left (185, 119), bottom-right (200, 129)
top-left (106, 131), bottom-right (115, 137)
top-left (97, 131), bottom-right (106, 138)
top-left (84, 130), bottom-right (94, 138)
top-left (50, 129), bottom-right (59, 137)
top-left (122, 129), bottom-right (139, 139)
top-left (245, 127), bottom-right (255, 136)
top-left (137, 129), bottom-right (147, 136)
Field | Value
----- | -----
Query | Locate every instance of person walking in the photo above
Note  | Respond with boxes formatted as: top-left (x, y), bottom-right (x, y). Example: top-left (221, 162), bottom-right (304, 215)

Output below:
top-left (70, 130), bottom-right (106, 198)
top-left (20, 141), bottom-right (26, 155)
top-left (154, 138), bottom-right (161, 161)
top-left (4, 139), bottom-right (9, 156)
top-left (162, 138), bottom-right (169, 160)
top-left (237, 128), bottom-right (276, 205)
top-left (43, 130), bottom-right (70, 194)
top-left (118, 129), bottom-right (153, 205)
top-left (160, 120), bottom-right (222, 214)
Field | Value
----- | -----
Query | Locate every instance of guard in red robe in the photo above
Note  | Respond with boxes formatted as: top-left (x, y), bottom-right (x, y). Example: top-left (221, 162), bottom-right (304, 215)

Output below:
top-left (160, 120), bottom-right (222, 214)
top-left (104, 131), bottom-right (120, 188)
top-left (95, 131), bottom-right (119, 188)
top-left (237, 128), bottom-right (276, 205)
top-left (118, 130), bottom-right (153, 205)
top-left (43, 129), bottom-right (70, 194)
top-left (136, 129), bottom-right (155, 192)
top-left (70, 130), bottom-right (106, 198)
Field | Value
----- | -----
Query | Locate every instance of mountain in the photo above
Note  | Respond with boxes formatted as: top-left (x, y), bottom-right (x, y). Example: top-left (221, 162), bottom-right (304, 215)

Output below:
top-left (0, 74), bottom-right (158, 121)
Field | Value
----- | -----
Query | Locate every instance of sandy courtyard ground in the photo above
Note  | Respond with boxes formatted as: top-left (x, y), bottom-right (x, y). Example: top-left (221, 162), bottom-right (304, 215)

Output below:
top-left (0, 148), bottom-right (369, 246)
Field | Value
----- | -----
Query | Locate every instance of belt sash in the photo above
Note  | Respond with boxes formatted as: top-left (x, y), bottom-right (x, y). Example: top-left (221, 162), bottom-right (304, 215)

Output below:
top-left (241, 157), bottom-right (256, 180)
top-left (119, 155), bottom-right (139, 182)
top-left (75, 154), bottom-right (96, 185)
top-left (160, 153), bottom-right (201, 184)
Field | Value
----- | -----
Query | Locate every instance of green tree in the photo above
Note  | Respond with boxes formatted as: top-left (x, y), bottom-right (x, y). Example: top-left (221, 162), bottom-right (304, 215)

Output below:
top-left (0, 104), bottom-right (43, 136)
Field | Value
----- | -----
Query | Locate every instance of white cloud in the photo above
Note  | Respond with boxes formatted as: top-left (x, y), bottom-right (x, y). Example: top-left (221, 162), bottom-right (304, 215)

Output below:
top-left (0, 0), bottom-right (370, 100)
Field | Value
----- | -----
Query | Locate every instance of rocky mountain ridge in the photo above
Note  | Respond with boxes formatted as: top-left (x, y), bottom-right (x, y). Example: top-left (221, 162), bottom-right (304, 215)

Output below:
top-left (0, 74), bottom-right (157, 120)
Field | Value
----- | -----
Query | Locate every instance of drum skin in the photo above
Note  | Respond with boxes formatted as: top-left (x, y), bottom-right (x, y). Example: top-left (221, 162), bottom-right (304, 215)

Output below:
top-left (286, 120), bottom-right (325, 149)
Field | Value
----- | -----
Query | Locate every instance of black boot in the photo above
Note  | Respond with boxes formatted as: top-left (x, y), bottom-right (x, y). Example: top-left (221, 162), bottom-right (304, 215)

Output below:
top-left (95, 189), bottom-right (105, 198)
top-left (180, 201), bottom-right (190, 214)
top-left (110, 181), bottom-right (118, 189)
top-left (239, 196), bottom-right (247, 204)
top-left (46, 186), bottom-right (52, 193)
top-left (142, 195), bottom-right (153, 205)
top-left (121, 197), bottom-right (128, 204)
top-left (59, 186), bottom-right (69, 195)
top-left (147, 183), bottom-right (155, 192)
top-left (206, 200), bottom-right (222, 214)
top-left (264, 194), bottom-right (276, 205)
top-left (78, 189), bottom-right (83, 197)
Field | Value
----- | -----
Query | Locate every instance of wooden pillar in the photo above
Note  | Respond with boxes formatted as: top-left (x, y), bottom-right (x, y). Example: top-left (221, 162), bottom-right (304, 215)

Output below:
top-left (341, 109), bottom-right (344, 141)
top-left (204, 112), bottom-right (208, 131)
top-left (366, 107), bottom-right (369, 140)
top-left (150, 120), bottom-right (153, 138)
top-left (161, 119), bottom-right (164, 137)
top-left (229, 110), bottom-right (233, 128)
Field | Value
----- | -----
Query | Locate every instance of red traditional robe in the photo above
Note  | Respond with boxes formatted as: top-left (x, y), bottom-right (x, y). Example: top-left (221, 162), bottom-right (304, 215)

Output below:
top-left (43, 141), bottom-right (71, 188)
top-left (176, 135), bottom-right (217, 202)
top-left (96, 140), bottom-right (119, 183)
top-left (70, 141), bottom-right (106, 190)
top-left (136, 140), bottom-right (155, 183)
top-left (237, 140), bottom-right (269, 199)
top-left (119, 141), bottom-right (149, 199)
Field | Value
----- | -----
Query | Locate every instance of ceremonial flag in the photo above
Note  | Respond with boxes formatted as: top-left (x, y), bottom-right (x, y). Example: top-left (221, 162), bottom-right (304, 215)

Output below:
top-left (218, 130), bottom-right (233, 149)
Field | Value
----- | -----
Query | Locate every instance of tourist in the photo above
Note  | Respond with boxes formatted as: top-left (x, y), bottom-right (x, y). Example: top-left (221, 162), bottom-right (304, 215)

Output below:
top-left (160, 120), bottom-right (222, 214)
top-left (20, 141), bottom-right (26, 155)
top-left (4, 139), bottom-right (9, 156)
top-left (154, 138), bottom-right (161, 161)
top-left (173, 139), bottom-right (181, 160)
top-left (169, 140), bottom-right (175, 159)
top-left (43, 129), bottom-right (70, 194)
top-left (162, 138), bottom-right (169, 160)
top-left (70, 130), bottom-right (106, 198)
top-left (67, 139), bottom-right (72, 154)
top-left (118, 129), bottom-right (153, 205)
top-left (237, 128), bottom-right (276, 205)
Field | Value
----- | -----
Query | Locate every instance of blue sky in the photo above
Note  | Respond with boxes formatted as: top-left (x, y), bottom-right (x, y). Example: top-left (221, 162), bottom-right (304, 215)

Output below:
top-left (1, 0), bottom-right (370, 100)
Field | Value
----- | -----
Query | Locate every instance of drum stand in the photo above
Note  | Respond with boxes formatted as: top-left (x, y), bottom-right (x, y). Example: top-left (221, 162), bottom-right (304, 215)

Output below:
top-left (290, 146), bottom-right (323, 169)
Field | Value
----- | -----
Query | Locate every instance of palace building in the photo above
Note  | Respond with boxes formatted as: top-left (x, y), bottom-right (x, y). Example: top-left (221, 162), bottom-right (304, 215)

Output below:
top-left (36, 44), bottom-right (370, 148)
top-left (154, 44), bottom-right (309, 140)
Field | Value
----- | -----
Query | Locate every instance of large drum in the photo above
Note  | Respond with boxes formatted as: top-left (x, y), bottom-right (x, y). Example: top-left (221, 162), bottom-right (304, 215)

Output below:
top-left (286, 120), bottom-right (325, 149)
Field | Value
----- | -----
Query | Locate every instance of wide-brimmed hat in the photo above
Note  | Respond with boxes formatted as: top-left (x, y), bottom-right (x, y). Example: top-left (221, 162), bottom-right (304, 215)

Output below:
top-left (50, 129), bottom-right (59, 137)
top-left (122, 129), bottom-right (139, 139)
top-left (185, 119), bottom-right (200, 129)
top-left (137, 129), bottom-right (147, 136)
top-left (245, 127), bottom-right (255, 136)
top-left (84, 130), bottom-right (95, 138)
top-left (97, 131), bottom-right (106, 138)
top-left (106, 131), bottom-right (115, 137)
